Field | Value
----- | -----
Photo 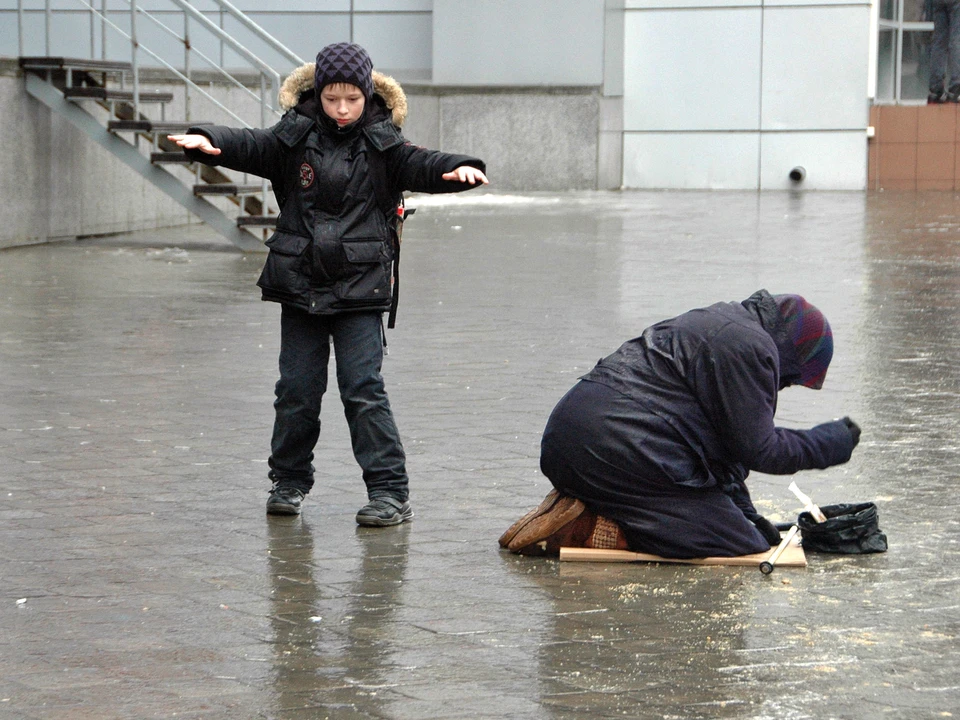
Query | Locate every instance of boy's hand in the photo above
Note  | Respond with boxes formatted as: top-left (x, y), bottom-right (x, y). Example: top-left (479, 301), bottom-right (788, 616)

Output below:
top-left (442, 166), bottom-right (488, 185)
top-left (167, 134), bottom-right (221, 156)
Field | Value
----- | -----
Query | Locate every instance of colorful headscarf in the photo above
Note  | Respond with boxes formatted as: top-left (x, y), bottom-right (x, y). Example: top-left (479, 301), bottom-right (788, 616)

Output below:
top-left (772, 294), bottom-right (833, 389)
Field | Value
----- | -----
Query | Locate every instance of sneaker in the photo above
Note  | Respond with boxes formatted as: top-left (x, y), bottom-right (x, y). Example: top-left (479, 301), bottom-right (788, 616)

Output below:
top-left (266, 485), bottom-right (304, 516)
top-left (928, 90), bottom-right (947, 104)
top-left (948, 87), bottom-right (960, 103)
top-left (355, 497), bottom-right (413, 527)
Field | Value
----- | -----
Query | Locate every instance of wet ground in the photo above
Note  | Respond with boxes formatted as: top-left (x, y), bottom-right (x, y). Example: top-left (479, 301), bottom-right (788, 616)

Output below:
top-left (0, 190), bottom-right (958, 719)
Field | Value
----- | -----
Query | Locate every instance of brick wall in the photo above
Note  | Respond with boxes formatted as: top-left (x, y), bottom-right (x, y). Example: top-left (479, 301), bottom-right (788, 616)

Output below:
top-left (868, 104), bottom-right (960, 190)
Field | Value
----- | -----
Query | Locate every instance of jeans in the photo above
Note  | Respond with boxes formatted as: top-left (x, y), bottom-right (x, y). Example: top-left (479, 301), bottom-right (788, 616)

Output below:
top-left (930, 0), bottom-right (960, 94)
top-left (267, 306), bottom-right (408, 500)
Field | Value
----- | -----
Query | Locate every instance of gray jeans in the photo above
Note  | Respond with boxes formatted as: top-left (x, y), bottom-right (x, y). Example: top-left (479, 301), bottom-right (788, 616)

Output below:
top-left (930, 0), bottom-right (960, 93)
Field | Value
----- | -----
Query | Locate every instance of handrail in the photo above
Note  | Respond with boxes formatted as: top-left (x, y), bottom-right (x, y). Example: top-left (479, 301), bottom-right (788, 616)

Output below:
top-left (186, 0), bottom-right (304, 69)
top-left (15, 0), bottom-right (303, 226)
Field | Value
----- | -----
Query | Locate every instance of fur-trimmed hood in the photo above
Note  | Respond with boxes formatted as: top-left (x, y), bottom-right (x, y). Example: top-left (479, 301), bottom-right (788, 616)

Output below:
top-left (278, 62), bottom-right (408, 128)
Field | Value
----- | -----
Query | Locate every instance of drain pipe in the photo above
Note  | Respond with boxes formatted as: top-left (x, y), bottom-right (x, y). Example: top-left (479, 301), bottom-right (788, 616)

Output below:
top-left (789, 166), bottom-right (806, 183)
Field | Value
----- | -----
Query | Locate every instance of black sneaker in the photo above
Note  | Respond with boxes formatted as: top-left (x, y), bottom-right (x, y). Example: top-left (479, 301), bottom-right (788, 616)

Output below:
top-left (266, 485), bottom-right (304, 516)
top-left (948, 87), bottom-right (960, 103)
top-left (355, 497), bottom-right (413, 527)
top-left (928, 90), bottom-right (947, 104)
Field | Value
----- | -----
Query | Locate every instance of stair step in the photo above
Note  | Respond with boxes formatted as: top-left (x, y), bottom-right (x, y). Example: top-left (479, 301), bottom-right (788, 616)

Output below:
top-left (151, 151), bottom-right (191, 164)
top-left (195, 184), bottom-right (269, 196)
top-left (151, 121), bottom-right (213, 134)
top-left (19, 56), bottom-right (131, 73)
top-left (108, 120), bottom-right (213, 134)
top-left (63, 87), bottom-right (174, 103)
top-left (237, 216), bottom-right (278, 228)
top-left (108, 120), bottom-right (153, 132)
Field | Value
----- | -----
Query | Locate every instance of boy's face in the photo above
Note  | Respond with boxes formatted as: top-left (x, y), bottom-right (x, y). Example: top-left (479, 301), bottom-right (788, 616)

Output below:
top-left (320, 83), bottom-right (366, 127)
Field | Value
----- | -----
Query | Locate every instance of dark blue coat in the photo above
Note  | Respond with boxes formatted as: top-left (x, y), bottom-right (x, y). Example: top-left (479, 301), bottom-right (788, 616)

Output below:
top-left (540, 290), bottom-right (854, 558)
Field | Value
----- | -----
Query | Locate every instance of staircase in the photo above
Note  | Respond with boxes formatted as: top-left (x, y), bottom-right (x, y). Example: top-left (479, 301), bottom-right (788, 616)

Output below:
top-left (16, 1), bottom-right (304, 252)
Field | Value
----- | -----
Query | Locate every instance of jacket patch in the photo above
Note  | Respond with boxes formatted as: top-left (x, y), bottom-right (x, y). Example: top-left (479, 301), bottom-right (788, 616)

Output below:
top-left (299, 162), bottom-right (315, 189)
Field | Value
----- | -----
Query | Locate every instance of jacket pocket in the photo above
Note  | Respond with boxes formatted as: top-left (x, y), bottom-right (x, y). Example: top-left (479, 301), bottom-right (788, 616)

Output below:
top-left (333, 239), bottom-right (391, 308)
top-left (257, 230), bottom-right (311, 300)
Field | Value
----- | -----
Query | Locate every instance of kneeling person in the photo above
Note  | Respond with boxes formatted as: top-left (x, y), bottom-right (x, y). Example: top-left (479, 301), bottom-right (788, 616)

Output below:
top-left (501, 290), bottom-right (860, 558)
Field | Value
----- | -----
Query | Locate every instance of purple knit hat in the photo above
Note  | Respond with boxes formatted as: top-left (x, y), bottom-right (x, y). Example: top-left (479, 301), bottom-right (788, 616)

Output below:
top-left (314, 42), bottom-right (374, 100)
top-left (773, 294), bottom-right (833, 389)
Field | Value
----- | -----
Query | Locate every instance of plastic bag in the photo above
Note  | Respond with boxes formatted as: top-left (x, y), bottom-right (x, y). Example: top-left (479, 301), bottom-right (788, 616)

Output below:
top-left (797, 502), bottom-right (888, 554)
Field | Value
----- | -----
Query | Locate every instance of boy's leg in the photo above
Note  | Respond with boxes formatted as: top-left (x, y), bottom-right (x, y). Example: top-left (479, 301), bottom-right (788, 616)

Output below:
top-left (267, 306), bottom-right (331, 511)
top-left (331, 312), bottom-right (410, 525)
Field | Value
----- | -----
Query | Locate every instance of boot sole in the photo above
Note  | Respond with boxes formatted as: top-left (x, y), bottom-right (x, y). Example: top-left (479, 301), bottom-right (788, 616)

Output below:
top-left (498, 489), bottom-right (585, 551)
top-left (356, 508), bottom-right (414, 527)
top-left (266, 503), bottom-right (301, 516)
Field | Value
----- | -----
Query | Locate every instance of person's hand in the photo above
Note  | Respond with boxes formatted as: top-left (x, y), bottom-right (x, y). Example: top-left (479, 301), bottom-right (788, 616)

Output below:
top-left (167, 134), bottom-right (221, 156)
top-left (442, 166), bottom-right (488, 185)
top-left (752, 515), bottom-right (783, 547)
top-left (841, 416), bottom-right (861, 448)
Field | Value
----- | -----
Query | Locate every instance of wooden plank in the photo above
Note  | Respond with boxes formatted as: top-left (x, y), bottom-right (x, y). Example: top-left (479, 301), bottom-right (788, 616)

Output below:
top-left (237, 215), bottom-right (278, 227)
top-left (559, 535), bottom-right (807, 568)
top-left (194, 184), bottom-right (267, 196)
top-left (19, 56), bottom-right (131, 73)
top-left (63, 87), bottom-right (174, 103)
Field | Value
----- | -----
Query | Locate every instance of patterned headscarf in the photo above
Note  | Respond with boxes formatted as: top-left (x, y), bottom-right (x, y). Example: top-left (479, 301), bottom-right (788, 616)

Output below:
top-left (314, 42), bottom-right (374, 100)
top-left (772, 294), bottom-right (833, 389)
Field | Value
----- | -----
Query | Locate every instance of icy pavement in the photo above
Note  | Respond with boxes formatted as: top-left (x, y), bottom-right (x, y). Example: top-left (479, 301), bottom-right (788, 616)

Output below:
top-left (0, 190), bottom-right (958, 719)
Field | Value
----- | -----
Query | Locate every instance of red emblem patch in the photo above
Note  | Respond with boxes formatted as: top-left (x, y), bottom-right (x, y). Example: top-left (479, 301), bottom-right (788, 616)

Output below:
top-left (299, 162), bottom-right (315, 189)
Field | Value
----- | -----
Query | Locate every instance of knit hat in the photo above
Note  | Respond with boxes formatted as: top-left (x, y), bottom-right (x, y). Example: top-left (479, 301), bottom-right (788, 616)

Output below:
top-left (773, 294), bottom-right (833, 389)
top-left (314, 42), bottom-right (374, 100)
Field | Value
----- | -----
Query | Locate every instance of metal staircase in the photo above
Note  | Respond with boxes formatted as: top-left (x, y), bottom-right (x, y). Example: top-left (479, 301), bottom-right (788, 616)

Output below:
top-left (15, 1), bottom-right (305, 252)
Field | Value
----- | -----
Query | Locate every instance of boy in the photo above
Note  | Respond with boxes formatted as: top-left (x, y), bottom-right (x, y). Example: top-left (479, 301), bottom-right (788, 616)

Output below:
top-left (170, 42), bottom-right (488, 525)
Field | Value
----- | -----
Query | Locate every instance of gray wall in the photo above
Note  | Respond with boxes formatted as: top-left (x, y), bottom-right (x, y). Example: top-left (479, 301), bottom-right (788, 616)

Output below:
top-left (0, 65), bottom-right (196, 249)
top-left (620, 0), bottom-right (872, 190)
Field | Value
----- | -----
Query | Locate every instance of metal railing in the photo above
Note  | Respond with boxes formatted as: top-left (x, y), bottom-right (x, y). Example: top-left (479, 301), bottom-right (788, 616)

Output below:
top-left (18, 0), bottom-right (304, 126)
top-left (16, 0), bottom-right (305, 227)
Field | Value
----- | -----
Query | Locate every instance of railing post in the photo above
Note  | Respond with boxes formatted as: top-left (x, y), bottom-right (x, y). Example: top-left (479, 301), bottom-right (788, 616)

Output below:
top-left (44, 0), bottom-right (50, 55)
top-left (101, 0), bottom-right (107, 59)
top-left (131, 0), bottom-right (140, 119)
top-left (184, 0), bottom-right (192, 122)
top-left (90, 3), bottom-right (95, 58)
top-left (17, 0), bottom-right (23, 56)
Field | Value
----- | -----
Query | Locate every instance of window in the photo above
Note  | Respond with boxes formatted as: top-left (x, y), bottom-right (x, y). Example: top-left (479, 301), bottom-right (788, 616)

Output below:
top-left (877, 0), bottom-right (934, 102)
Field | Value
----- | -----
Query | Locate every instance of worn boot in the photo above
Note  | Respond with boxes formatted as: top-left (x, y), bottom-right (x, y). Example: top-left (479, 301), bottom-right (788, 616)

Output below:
top-left (356, 496), bottom-right (414, 527)
top-left (499, 489), bottom-right (629, 556)
top-left (266, 484), bottom-right (305, 516)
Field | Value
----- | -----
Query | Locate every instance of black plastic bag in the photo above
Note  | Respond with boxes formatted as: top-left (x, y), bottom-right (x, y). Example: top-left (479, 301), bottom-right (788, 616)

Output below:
top-left (797, 503), bottom-right (888, 554)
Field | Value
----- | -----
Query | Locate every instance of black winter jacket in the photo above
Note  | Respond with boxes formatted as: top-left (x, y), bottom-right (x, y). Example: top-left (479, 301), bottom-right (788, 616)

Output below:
top-left (581, 289), bottom-right (854, 488)
top-left (185, 66), bottom-right (485, 315)
top-left (540, 290), bottom-right (855, 557)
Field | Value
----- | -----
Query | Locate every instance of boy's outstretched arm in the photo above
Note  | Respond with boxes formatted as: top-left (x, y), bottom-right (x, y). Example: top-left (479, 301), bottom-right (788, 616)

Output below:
top-left (441, 166), bottom-right (489, 185)
top-left (168, 134), bottom-right (221, 156)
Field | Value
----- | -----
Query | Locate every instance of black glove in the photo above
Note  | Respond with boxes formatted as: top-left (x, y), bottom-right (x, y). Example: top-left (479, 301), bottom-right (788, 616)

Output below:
top-left (752, 515), bottom-right (783, 547)
top-left (841, 416), bottom-right (861, 448)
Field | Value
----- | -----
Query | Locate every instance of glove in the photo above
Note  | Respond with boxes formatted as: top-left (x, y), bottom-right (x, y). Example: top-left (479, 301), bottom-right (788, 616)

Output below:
top-left (752, 515), bottom-right (783, 547)
top-left (841, 416), bottom-right (861, 448)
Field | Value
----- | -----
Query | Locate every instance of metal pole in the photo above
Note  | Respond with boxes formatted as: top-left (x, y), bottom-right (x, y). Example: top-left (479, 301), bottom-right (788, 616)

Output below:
top-left (131, 0), bottom-right (140, 119)
top-left (184, 1), bottom-right (192, 121)
top-left (90, 2), bottom-right (96, 58)
top-left (17, 0), bottom-right (23, 56)
top-left (45, 0), bottom-right (50, 55)
top-left (260, 72), bottom-right (269, 216)
top-left (101, 0), bottom-right (107, 59)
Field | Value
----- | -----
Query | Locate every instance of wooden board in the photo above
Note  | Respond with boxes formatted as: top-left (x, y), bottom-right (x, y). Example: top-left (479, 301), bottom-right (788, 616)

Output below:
top-left (559, 534), bottom-right (807, 568)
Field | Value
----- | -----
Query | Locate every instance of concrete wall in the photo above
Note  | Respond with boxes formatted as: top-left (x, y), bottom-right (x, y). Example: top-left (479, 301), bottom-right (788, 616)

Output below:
top-left (620, 0), bottom-right (872, 190)
top-left (0, 64), bottom-right (196, 249)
